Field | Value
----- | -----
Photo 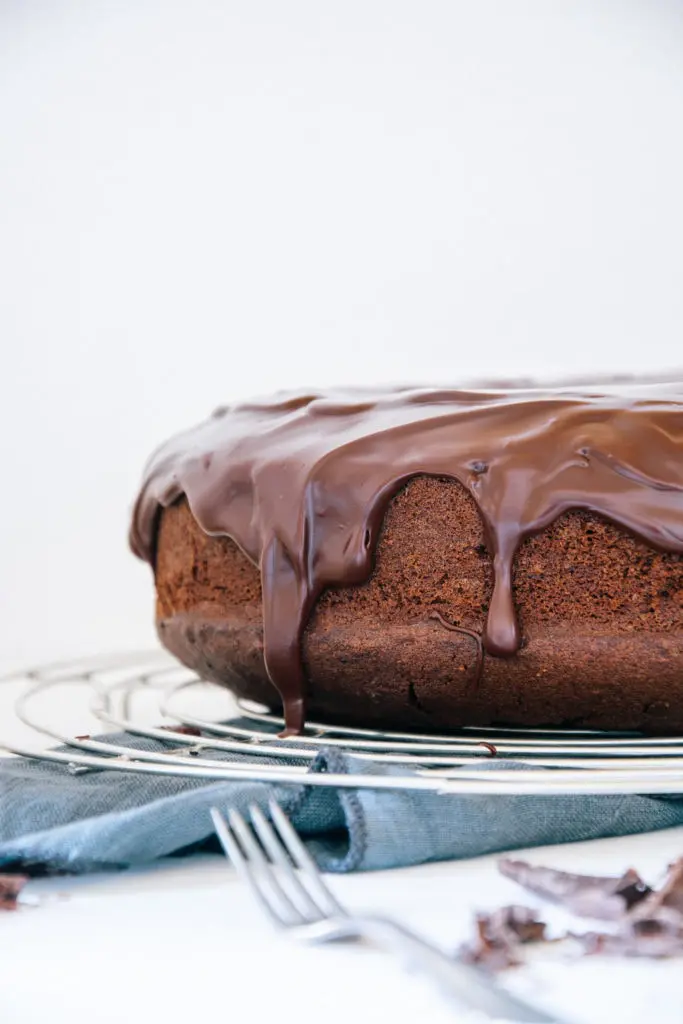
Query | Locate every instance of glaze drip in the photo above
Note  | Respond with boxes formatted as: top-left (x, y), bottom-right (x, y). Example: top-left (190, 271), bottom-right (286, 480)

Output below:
top-left (130, 383), bottom-right (683, 733)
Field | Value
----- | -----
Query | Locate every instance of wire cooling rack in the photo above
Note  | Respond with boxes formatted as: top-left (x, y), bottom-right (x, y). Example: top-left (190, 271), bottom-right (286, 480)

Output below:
top-left (1, 650), bottom-right (683, 796)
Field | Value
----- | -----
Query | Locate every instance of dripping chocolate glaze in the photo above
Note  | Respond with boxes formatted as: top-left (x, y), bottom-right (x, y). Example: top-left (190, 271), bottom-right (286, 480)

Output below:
top-left (130, 383), bottom-right (683, 734)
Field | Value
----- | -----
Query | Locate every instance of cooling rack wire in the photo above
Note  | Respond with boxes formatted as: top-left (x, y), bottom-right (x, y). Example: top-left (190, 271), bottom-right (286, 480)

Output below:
top-left (1, 651), bottom-right (682, 796)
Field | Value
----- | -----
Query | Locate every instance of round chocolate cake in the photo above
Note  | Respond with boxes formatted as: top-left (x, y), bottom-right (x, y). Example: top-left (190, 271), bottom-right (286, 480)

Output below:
top-left (130, 384), bottom-right (683, 735)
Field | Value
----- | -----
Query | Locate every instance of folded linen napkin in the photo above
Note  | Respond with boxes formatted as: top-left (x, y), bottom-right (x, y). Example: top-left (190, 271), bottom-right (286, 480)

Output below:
top-left (1, 722), bottom-right (682, 874)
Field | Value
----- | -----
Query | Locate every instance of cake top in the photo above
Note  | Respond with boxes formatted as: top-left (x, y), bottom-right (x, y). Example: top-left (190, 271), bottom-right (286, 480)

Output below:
top-left (131, 383), bottom-right (683, 733)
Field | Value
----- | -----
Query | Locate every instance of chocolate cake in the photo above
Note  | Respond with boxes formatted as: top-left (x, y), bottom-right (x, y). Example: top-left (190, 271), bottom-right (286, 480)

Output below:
top-left (130, 384), bottom-right (683, 735)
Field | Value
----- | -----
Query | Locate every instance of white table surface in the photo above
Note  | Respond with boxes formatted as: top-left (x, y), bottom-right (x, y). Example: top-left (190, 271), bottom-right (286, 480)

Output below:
top-left (3, 829), bottom-right (683, 1024)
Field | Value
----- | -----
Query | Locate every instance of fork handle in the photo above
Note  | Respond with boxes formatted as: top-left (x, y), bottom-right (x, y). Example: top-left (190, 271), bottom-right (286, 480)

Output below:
top-left (352, 915), bottom-right (566, 1024)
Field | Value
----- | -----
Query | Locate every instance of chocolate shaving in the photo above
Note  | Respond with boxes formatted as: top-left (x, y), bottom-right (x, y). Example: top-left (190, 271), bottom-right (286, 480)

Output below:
top-left (578, 912), bottom-right (683, 959)
top-left (499, 858), bottom-right (652, 920)
top-left (460, 905), bottom-right (547, 970)
top-left (0, 874), bottom-right (29, 911)
top-left (643, 856), bottom-right (683, 916)
top-left (591, 857), bottom-right (683, 957)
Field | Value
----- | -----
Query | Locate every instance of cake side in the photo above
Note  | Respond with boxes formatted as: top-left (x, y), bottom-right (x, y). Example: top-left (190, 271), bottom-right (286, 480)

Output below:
top-left (155, 477), bottom-right (683, 733)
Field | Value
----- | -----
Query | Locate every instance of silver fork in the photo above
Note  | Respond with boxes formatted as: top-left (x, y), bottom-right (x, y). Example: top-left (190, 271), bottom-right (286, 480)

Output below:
top-left (210, 801), bottom-right (566, 1023)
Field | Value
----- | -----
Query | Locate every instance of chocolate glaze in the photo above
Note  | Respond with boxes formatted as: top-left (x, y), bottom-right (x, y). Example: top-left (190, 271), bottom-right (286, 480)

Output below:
top-left (130, 383), bottom-right (683, 733)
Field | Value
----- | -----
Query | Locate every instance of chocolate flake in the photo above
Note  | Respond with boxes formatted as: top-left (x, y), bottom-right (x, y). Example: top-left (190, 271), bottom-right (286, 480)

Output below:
top-left (461, 905), bottom-right (547, 970)
top-left (594, 857), bottom-right (683, 958)
top-left (499, 858), bottom-right (652, 920)
top-left (578, 914), bottom-right (683, 959)
top-left (0, 874), bottom-right (29, 911)
top-left (647, 856), bottom-right (683, 916)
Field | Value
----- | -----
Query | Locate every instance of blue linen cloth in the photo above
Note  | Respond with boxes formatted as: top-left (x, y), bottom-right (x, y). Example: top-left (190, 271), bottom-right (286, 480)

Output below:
top-left (1, 721), bottom-right (682, 874)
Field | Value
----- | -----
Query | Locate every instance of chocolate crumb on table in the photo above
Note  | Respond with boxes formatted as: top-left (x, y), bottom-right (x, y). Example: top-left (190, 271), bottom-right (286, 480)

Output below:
top-left (0, 875), bottom-right (29, 911)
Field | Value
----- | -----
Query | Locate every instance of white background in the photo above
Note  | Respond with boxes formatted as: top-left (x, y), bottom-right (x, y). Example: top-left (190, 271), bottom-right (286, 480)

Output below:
top-left (1, 1), bottom-right (683, 670)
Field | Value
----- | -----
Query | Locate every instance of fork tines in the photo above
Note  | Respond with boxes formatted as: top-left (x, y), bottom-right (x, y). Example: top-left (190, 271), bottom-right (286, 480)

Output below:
top-left (210, 800), bottom-right (342, 926)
